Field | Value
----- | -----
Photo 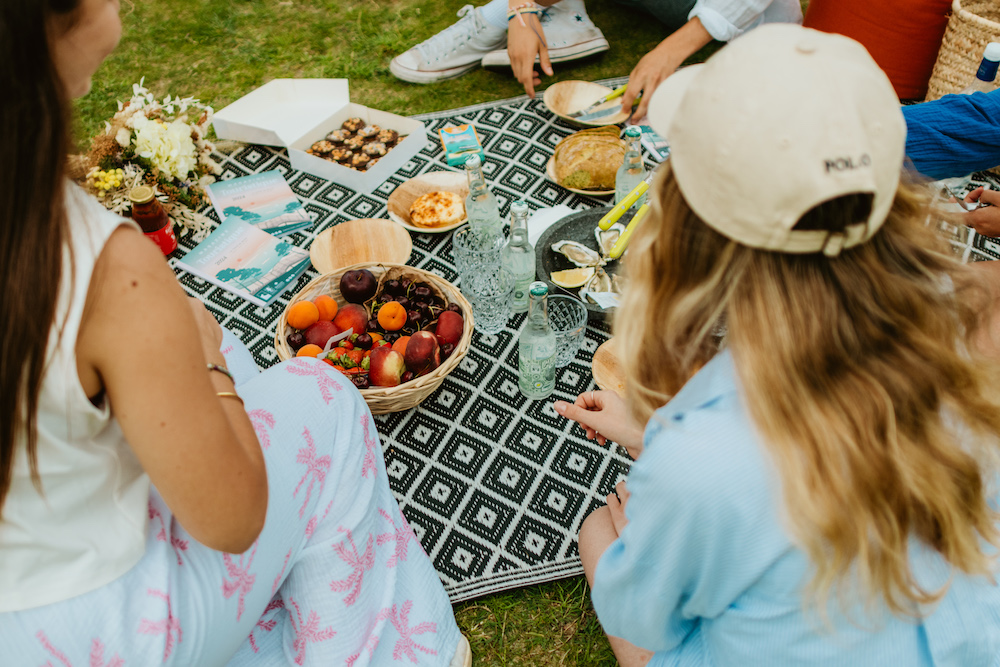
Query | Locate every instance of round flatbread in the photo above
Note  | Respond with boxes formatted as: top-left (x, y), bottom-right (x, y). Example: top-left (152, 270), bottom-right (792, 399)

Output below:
top-left (409, 191), bottom-right (465, 228)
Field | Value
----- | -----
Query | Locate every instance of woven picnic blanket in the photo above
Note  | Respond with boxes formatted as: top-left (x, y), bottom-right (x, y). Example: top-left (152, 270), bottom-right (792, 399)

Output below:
top-left (173, 85), bottom-right (639, 603)
top-left (173, 81), bottom-right (1000, 603)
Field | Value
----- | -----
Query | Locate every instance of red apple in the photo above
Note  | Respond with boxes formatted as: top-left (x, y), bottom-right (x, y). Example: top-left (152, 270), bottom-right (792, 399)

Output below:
top-left (368, 347), bottom-right (406, 387)
top-left (333, 303), bottom-right (368, 336)
top-left (435, 310), bottom-right (464, 347)
top-left (404, 330), bottom-right (440, 377)
top-left (304, 320), bottom-right (342, 348)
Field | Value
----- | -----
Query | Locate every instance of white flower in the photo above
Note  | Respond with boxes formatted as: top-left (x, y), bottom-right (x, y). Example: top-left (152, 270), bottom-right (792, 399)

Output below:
top-left (115, 128), bottom-right (132, 147)
top-left (132, 114), bottom-right (198, 181)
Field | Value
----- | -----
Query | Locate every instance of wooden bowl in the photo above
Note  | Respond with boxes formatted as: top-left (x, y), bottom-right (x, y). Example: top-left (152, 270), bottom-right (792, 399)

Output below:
top-left (546, 156), bottom-right (614, 197)
top-left (543, 81), bottom-right (631, 127)
top-left (592, 337), bottom-right (625, 396)
top-left (309, 219), bottom-right (412, 275)
top-left (275, 263), bottom-right (475, 414)
top-left (387, 171), bottom-right (469, 234)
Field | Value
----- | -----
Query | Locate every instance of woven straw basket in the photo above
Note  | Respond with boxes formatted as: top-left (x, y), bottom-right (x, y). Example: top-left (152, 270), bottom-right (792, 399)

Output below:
top-left (925, 0), bottom-right (1000, 101)
top-left (274, 263), bottom-right (474, 414)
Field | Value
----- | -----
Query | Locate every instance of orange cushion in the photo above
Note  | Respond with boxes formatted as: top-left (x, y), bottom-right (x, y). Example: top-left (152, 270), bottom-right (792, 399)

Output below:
top-left (804, 0), bottom-right (952, 100)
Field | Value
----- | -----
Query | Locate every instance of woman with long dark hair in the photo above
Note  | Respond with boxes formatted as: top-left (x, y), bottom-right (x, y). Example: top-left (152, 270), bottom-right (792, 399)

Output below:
top-left (557, 25), bottom-right (1000, 666)
top-left (0, 2), bottom-right (467, 664)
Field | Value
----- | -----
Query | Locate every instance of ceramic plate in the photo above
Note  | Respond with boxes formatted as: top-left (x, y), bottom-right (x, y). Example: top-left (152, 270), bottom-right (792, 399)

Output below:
top-left (386, 171), bottom-right (469, 234)
top-left (546, 156), bottom-right (615, 198)
top-left (535, 207), bottom-right (632, 320)
top-left (592, 337), bottom-right (626, 396)
top-left (543, 80), bottom-right (631, 127)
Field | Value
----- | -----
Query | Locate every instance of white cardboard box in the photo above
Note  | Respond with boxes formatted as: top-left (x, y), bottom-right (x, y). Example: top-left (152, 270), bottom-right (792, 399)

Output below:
top-left (212, 79), bottom-right (427, 193)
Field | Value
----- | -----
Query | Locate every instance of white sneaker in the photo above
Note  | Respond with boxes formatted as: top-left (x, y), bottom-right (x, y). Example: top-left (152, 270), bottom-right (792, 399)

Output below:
top-left (390, 6), bottom-right (508, 84)
top-left (480, 0), bottom-right (609, 68)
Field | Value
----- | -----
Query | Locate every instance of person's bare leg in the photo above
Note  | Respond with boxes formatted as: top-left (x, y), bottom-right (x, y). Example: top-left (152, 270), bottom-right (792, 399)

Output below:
top-left (579, 507), bottom-right (655, 667)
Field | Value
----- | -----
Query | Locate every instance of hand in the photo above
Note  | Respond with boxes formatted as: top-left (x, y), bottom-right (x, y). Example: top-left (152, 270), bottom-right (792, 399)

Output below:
top-left (508, 12), bottom-right (552, 98)
top-left (964, 187), bottom-right (1000, 237)
top-left (606, 480), bottom-right (630, 535)
top-left (553, 390), bottom-right (645, 459)
top-left (621, 17), bottom-right (712, 121)
top-left (187, 296), bottom-right (223, 361)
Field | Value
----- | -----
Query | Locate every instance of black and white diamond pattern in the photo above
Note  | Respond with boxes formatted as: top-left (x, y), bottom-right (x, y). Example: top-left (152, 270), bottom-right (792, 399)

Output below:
top-left (174, 81), bottom-right (1000, 603)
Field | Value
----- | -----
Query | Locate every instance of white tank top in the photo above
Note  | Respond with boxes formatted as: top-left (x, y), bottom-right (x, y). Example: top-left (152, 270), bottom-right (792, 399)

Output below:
top-left (0, 184), bottom-right (150, 612)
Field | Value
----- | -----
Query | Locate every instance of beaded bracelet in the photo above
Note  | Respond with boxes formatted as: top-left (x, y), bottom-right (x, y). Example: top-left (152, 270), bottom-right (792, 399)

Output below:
top-left (207, 363), bottom-right (235, 383)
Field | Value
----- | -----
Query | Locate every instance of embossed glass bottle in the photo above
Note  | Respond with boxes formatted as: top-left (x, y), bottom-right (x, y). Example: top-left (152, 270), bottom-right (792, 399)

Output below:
top-left (615, 126), bottom-right (647, 207)
top-left (464, 154), bottom-right (504, 239)
top-left (518, 282), bottom-right (557, 399)
top-left (502, 200), bottom-right (534, 313)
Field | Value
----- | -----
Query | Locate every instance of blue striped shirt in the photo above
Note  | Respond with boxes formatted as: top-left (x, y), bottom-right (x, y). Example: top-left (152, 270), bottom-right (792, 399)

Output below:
top-left (592, 349), bottom-right (1000, 665)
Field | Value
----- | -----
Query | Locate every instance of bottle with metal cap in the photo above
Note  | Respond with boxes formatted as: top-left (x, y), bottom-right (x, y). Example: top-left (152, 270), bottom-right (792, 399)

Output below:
top-left (615, 126), bottom-right (648, 207)
top-left (518, 281), bottom-right (557, 399)
top-left (128, 185), bottom-right (177, 255)
top-left (959, 42), bottom-right (1000, 95)
top-left (464, 154), bottom-right (503, 240)
top-left (502, 200), bottom-right (535, 313)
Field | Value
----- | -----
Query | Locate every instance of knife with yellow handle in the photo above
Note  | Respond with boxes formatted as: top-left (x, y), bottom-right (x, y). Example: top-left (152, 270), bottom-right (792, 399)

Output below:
top-left (597, 173), bottom-right (653, 230)
top-left (567, 84), bottom-right (628, 119)
top-left (608, 203), bottom-right (650, 259)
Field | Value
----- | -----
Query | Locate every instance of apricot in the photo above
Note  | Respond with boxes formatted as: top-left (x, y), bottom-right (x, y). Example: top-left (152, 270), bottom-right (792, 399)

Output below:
top-left (313, 294), bottom-right (339, 321)
top-left (377, 301), bottom-right (407, 331)
top-left (296, 344), bottom-right (323, 358)
top-left (287, 300), bottom-right (320, 330)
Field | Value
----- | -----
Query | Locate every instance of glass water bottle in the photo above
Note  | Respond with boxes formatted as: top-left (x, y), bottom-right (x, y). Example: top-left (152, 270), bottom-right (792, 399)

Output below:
top-left (464, 154), bottom-right (503, 239)
top-left (959, 42), bottom-right (1000, 95)
top-left (518, 282), bottom-right (557, 399)
top-left (502, 200), bottom-right (535, 313)
top-left (615, 126), bottom-right (648, 207)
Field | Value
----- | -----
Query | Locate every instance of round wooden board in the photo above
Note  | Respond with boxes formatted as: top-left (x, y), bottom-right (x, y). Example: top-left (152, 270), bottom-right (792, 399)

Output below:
top-left (546, 156), bottom-right (614, 197)
top-left (309, 218), bottom-right (412, 275)
top-left (591, 337), bottom-right (625, 396)
top-left (543, 80), bottom-right (631, 127)
top-left (387, 170), bottom-right (470, 234)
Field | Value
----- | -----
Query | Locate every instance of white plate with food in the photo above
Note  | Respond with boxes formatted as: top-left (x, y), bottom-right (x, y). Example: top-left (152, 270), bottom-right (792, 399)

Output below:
top-left (387, 171), bottom-right (470, 234)
top-left (546, 156), bottom-right (615, 197)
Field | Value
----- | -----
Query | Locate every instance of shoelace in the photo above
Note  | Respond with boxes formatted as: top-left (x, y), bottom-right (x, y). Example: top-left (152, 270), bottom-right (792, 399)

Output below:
top-left (416, 5), bottom-right (487, 61)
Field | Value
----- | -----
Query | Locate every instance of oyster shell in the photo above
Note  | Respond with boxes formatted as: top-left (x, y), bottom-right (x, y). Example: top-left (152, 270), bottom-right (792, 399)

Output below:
top-left (551, 240), bottom-right (602, 268)
top-left (583, 267), bottom-right (613, 295)
top-left (596, 223), bottom-right (624, 258)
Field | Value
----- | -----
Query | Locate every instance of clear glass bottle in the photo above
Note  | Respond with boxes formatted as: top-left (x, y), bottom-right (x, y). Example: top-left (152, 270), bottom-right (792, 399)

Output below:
top-left (959, 42), bottom-right (1000, 94)
top-left (615, 126), bottom-right (648, 207)
top-left (464, 154), bottom-right (503, 239)
top-left (518, 281), bottom-right (557, 399)
top-left (502, 200), bottom-right (535, 313)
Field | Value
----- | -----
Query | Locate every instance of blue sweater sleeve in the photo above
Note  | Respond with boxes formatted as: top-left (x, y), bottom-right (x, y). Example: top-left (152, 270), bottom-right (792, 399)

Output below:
top-left (590, 378), bottom-right (791, 653)
top-left (903, 90), bottom-right (1000, 180)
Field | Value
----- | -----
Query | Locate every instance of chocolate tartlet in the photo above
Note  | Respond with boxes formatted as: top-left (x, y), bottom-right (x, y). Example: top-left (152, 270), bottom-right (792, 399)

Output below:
top-left (356, 125), bottom-right (380, 141)
top-left (342, 117), bottom-right (365, 133)
top-left (350, 153), bottom-right (370, 170)
top-left (326, 129), bottom-right (352, 144)
top-left (329, 148), bottom-right (353, 163)
top-left (344, 135), bottom-right (365, 150)
top-left (362, 142), bottom-right (387, 157)
top-left (311, 139), bottom-right (335, 155)
top-left (376, 129), bottom-right (399, 145)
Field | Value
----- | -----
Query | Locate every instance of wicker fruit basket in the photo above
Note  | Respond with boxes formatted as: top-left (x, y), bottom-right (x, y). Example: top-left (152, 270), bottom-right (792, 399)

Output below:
top-left (925, 0), bottom-right (1000, 101)
top-left (274, 263), bottom-right (474, 414)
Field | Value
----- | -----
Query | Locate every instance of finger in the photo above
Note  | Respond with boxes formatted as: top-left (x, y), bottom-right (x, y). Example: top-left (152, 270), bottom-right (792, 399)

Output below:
top-left (621, 82), bottom-right (640, 113)
top-left (980, 187), bottom-right (1000, 207)
top-left (606, 492), bottom-right (620, 509)
top-left (615, 480), bottom-right (630, 503)
top-left (968, 210), bottom-right (1000, 238)
top-left (966, 187), bottom-right (984, 204)
top-left (539, 44), bottom-right (553, 77)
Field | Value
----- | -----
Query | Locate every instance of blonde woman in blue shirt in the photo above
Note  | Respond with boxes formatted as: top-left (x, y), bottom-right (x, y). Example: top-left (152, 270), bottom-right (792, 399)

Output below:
top-left (556, 25), bottom-right (1000, 666)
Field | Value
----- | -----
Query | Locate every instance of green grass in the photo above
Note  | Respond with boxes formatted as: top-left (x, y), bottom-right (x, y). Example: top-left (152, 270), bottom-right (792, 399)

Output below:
top-left (73, 2), bottom-right (801, 663)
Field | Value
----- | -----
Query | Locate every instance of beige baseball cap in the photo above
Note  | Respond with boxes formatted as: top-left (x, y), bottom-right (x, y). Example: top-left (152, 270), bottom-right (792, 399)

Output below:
top-left (646, 24), bottom-right (906, 256)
